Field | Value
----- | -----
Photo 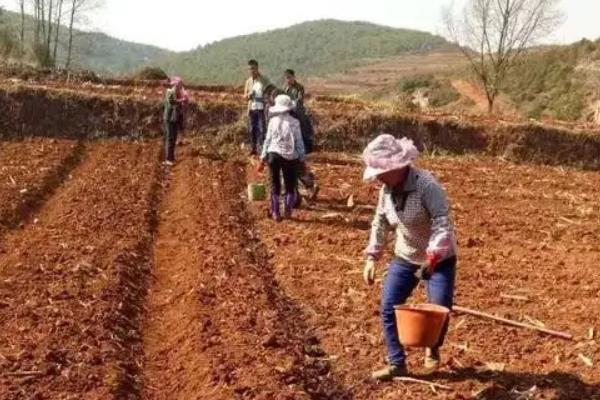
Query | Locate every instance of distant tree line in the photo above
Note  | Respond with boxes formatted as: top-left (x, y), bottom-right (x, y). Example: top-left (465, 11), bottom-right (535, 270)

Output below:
top-left (0, 0), bottom-right (103, 68)
top-left (161, 20), bottom-right (450, 85)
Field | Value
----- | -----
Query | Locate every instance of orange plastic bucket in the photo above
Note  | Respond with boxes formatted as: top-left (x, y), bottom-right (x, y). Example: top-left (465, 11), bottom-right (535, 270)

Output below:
top-left (394, 304), bottom-right (450, 347)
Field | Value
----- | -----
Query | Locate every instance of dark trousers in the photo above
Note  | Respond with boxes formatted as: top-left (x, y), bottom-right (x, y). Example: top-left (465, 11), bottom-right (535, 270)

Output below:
top-left (248, 110), bottom-right (266, 153)
top-left (382, 257), bottom-right (456, 366)
top-left (291, 111), bottom-right (314, 154)
top-left (299, 116), bottom-right (314, 154)
top-left (267, 153), bottom-right (298, 195)
top-left (164, 121), bottom-right (179, 161)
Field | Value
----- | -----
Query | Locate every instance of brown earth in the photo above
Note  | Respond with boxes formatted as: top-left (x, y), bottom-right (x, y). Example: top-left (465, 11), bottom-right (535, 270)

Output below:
top-left (0, 139), bottom-right (161, 399)
top-left (141, 151), bottom-right (350, 399)
top-left (0, 77), bottom-right (599, 400)
top-left (0, 138), bottom-right (82, 233)
top-left (1, 138), bottom-right (599, 399)
top-left (250, 153), bottom-right (600, 399)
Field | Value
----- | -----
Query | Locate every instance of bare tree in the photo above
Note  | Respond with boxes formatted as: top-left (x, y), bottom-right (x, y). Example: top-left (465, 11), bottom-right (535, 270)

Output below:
top-left (46, 0), bottom-right (53, 58)
top-left (66, 0), bottom-right (103, 69)
top-left (30, 0), bottom-right (56, 66)
top-left (65, 0), bottom-right (76, 68)
top-left (443, 0), bottom-right (564, 112)
top-left (18, 0), bottom-right (25, 55)
top-left (52, 0), bottom-right (63, 62)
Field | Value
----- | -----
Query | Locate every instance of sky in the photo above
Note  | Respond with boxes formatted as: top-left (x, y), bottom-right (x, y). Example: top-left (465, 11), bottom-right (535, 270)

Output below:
top-left (1, 0), bottom-right (598, 52)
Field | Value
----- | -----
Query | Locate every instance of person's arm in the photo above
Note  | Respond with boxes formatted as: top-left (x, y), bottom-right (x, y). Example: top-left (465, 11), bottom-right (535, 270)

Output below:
top-left (292, 118), bottom-right (305, 161)
top-left (365, 187), bottom-right (390, 260)
top-left (422, 180), bottom-right (455, 265)
top-left (296, 85), bottom-right (305, 104)
top-left (261, 118), bottom-right (275, 161)
top-left (244, 79), bottom-right (253, 100)
top-left (176, 90), bottom-right (190, 104)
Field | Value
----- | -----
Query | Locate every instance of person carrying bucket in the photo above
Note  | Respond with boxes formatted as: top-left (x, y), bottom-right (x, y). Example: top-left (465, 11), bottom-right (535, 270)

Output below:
top-left (258, 94), bottom-right (305, 221)
top-left (163, 76), bottom-right (189, 165)
top-left (362, 134), bottom-right (457, 380)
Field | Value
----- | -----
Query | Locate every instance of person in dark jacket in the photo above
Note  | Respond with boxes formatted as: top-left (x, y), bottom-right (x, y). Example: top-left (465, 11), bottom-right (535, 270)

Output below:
top-left (284, 69), bottom-right (314, 153)
top-left (163, 76), bottom-right (189, 165)
top-left (284, 69), bottom-right (318, 202)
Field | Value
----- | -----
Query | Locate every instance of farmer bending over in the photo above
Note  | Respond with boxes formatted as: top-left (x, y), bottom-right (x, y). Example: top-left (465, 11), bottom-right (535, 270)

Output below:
top-left (258, 94), bottom-right (305, 221)
top-left (244, 59), bottom-right (273, 156)
top-left (362, 134), bottom-right (457, 380)
top-left (163, 76), bottom-right (189, 165)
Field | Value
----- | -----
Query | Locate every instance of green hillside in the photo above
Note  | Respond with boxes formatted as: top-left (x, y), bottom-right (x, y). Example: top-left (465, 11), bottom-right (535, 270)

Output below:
top-left (160, 19), bottom-right (450, 85)
top-left (0, 8), bottom-right (171, 74)
top-left (504, 39), bottom-right (600, 121)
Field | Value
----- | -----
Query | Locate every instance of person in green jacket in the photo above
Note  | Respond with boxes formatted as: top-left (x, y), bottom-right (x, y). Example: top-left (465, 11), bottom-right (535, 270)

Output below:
top-left (163, 77), bottom-right (189, 165)
top-left (284, 69), bottom-right (314, 153)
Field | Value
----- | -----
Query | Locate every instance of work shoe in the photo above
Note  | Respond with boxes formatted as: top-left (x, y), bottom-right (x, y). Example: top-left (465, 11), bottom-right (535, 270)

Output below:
top-left (284, 192), bottom-right (295, 218)
top-left (424, 348), bottom-right (441, 373)
top-left (371, 364), bottom-right (408, 381)
top-left (270, 193), bottom-right (281, 222)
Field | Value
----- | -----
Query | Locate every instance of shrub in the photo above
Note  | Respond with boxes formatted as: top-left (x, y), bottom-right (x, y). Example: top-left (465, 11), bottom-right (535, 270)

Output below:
top-left (135, 66), bottom-right (169, 81)
top-left (398, 75), bottom-right (434, 92)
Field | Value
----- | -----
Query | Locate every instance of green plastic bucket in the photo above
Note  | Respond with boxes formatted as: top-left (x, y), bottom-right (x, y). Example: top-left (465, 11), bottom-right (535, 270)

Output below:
top-left (248, 182), bottom-right (266, 201)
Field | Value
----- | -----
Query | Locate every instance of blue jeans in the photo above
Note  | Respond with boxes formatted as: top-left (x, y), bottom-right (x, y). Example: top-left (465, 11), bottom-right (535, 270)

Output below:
top-left (248, 110), bottom-right (266, 153)
top-left (381, 257), bottom-right (456, 366)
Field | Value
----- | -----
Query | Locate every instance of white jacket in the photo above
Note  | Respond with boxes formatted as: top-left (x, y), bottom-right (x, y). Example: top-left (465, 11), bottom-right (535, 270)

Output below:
top-left (261, 113), bottom-right (306, 161)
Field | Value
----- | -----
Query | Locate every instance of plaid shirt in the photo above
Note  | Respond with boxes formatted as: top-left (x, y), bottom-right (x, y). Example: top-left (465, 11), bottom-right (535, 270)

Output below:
top-left (366, 167), bottom-right (457, 265)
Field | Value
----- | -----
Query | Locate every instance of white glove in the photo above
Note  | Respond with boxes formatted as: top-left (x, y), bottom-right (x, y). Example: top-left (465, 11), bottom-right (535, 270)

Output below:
top-left (363, 259), bottom-right (376, 286)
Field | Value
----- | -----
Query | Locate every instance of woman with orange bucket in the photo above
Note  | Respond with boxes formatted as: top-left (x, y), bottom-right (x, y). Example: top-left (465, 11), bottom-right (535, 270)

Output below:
top-left (362, 134), bottom-right (457, 381)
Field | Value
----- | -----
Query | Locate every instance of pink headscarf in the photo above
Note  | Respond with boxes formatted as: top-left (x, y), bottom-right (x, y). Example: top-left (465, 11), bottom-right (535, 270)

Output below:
top-left (362, 134), bottom-right (419, 181)
top-left (169, 76), bottom-right (183, 86)
top-left (168, 76), bottom-right (189, 102)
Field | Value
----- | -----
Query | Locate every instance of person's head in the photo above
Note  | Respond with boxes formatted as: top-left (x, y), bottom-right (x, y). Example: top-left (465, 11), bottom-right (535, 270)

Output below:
top-left (362, 134), bottom-right (419, 187)
top-left (375, 167), bottom-right (409, 187)
top-left (284, 69), bottom-right (296, 86)
top-left (269, 94), bottom-right (295, 115)
top-left (169, 77), bottom-right (184, 94)
top-left (248, 59), bottom-right (259, 78)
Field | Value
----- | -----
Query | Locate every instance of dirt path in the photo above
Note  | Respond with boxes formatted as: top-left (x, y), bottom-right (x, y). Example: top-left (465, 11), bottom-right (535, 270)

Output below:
top-left (140, 151), bottom-right (351, 399)
top-left (141, 157), bottom-right (226, 400)
top-left (451, 79), bottom-right (519, 117)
